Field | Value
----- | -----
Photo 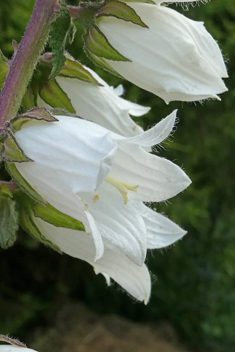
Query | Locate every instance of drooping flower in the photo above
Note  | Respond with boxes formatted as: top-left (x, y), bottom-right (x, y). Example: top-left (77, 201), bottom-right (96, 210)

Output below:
top-left (91, 0), bottom-right (228, 103)
top-left (30, 203), bottom-right (188, 303)
top-left (37, 63), bottom-right (150, 137)
top-left (13, 110), bottom-right (190, 272)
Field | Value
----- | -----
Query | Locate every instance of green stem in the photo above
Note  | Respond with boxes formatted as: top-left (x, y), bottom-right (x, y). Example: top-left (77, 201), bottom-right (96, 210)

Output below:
top-left (0, 0), bottom-right (58, 127)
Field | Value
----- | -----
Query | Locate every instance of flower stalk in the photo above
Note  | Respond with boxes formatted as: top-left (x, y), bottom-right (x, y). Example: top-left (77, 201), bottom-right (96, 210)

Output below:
top-left (0, 0), bottom-right (58, 127)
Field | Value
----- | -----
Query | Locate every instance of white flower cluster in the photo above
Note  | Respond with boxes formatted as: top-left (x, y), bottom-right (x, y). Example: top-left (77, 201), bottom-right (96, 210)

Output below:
top-left (12, 0), bottom-right (227, 302)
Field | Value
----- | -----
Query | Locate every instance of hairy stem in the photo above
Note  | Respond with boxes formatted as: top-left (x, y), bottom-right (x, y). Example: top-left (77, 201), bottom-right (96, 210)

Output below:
top-left (0, 0), bottom-right (58, 127)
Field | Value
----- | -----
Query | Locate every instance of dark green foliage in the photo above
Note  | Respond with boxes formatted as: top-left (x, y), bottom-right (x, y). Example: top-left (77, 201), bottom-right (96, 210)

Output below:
top-left (0, 188), bottom-right (19, 249)
top-left (49, 4), bottom-right (73, 80)
top-left (0, 1), bottom-right (235, 351)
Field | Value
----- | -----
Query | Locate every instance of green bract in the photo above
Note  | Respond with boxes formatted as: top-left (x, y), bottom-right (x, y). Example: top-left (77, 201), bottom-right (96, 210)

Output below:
top-left (83, 25), bottom-right (130, 61)
top-left (16, 192), bottom-right (85, 252)
top-left (81, 0), bottom-right (150, 64)
top-left (1, 130), bottom-right (32, 163)
top-left (5, 162), bottom-right (47, 205)
top-left (33, 202), bottom-right (85, 232)
top-left (24, 56), bottom-right (102, 113)
top-left (0, 50), bottom-right (9, 90)
top-left (18, 194), bottom-right (62, 253)
top-left (60, 57), bottom-right (101, 84)
top-left (0, 186), bottom-right (19, 249)
top-left (97, 0), bottom-right (148, 28)
top-left (39, 80), bottom-right (76, 114)
top-left (11, 108), bottom-right (58, 132)
top-left (85, 49), bottom-right (120, 75)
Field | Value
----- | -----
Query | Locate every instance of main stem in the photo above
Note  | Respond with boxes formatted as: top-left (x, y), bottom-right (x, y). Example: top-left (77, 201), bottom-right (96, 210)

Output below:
top-left (0, 0), bottom-right (57, 127)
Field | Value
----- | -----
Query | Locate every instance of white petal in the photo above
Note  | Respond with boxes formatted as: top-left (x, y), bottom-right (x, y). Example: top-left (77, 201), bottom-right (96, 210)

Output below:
top-left (15, 116), bottom-right (116, 208)
top-left (117, 96), bottom-right (151, 117)
top-left (93, 244), bottom-right (151, 304)
top-left (0, 348), bottom-right (37, 352)
top-left (110, 143), bottom-right (191, 202)
top-left (113, 84), bottom-right (124, 96)
top-left (84, 210), bottom-right (105, 261)
top-left (55, 77), bottom-right (144, 137)
top-left (80, 183), bottom-right (147, 266)
top-left (111, 83), bottom-right (151, 117)
top-left (101, 273), bottom-right (111, 286)
top-left (120, 110), bottom-right (177, 148)
top-left (34, 218), bottom-right (151, 302)
top-left (136, 202), bottom-right (187, 249)
top-left (98, 3), bottom-right (227, 103)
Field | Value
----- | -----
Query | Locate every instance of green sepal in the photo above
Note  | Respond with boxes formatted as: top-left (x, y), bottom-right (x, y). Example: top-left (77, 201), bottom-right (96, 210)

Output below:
top-left (22, 86), bottom-right (37, 111)
top-left (11, 107), bottom-right (58, 132)
top-left (0, 183), bottom-right (13, 197)
top-left (118, 0), bottom-right (155, 4)
top-left (0, 50), bottom-right (9, 90)
top-left (82, 48), bottom-right (122, 77)
top-left (60, 57), bottom-right (101, 85)
top-left (97, 0), bottom-right (148, 28)
top-left (0, 189), bottom-right (19, 249)
top-left (18, 195), bottom-right (61, 253)
top-left (33, 202), bottom-right (85, 232)
top-left (5, 162), bottom-right (47, 205)
top-left (49, 4), bottom-right (72, 80)
top-left (39, 80), bottom-right (76, 114)
top-left (1, 130), bottom-right (32, 163)
top-left (84, 25), bottom-right (130, 61)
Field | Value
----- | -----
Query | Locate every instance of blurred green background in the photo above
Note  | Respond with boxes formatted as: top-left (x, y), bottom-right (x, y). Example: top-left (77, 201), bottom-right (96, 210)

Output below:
top-left (0, 0), bottom-right (235, 351)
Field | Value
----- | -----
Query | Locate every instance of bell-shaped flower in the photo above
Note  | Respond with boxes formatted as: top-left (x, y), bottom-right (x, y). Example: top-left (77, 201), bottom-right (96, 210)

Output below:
top-left (95, 0), bottom-right (228, 103)
top-left (30, 202), bottom-right (187, 303)
top-left (13, 110), bottom-right (190, 271)
top-left (37, 64), bottom-right (150, 137)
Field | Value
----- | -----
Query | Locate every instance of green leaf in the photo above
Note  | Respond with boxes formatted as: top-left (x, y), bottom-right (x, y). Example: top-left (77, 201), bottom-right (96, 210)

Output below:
top-left (19, 201), bottom-right (62, 253)
top-left (97, 1), bottom-right (148, 28)
top-left (1, 131), bottom-right (32, 162)
top-left (5, 162), bottom-right (47, 205)
top-left (0, 50), bottom-right (9, 90)
top-left (39, 80), bottom-right (76, 114)
top-left (0, 192), bottom-right (19, 249)
top-left (60, 58), bottom-right (101, 85)
top-left (11, 108), bottom-right (58, 131)
top-left (84, 25), bottom-right (130, 61)
top-left (33, 202), bottom-right (85, 232)
top-left (49, 4), bottom-right (72, 80)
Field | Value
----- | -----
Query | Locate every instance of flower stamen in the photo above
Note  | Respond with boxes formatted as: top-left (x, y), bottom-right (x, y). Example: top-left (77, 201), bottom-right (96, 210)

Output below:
top-left (105, 175), bottom-right (138, 204)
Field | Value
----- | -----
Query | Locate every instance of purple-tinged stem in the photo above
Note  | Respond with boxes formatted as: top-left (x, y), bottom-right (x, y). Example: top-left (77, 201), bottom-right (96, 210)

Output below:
top-left (0, 0), bottom-right (58, 127)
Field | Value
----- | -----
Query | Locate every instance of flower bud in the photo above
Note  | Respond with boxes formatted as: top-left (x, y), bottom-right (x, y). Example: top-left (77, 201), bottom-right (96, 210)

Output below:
top-left (10, 110), bottom-right (191, 301)
top-left (94, 1), bottom-right (227, 103)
